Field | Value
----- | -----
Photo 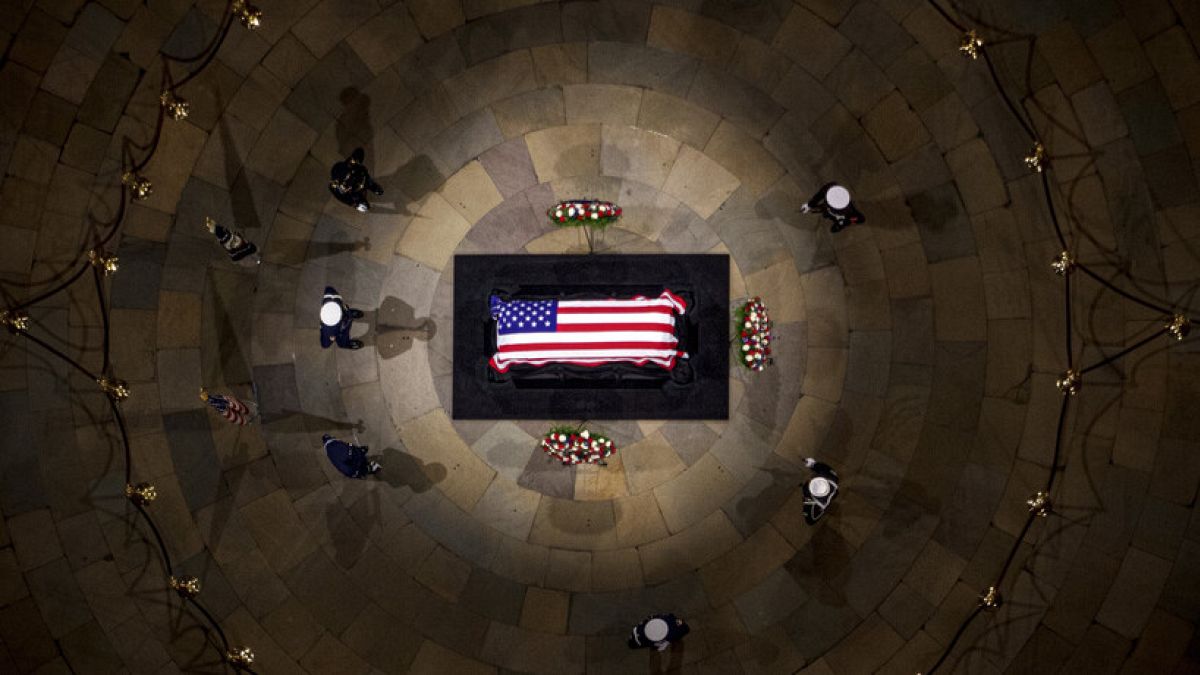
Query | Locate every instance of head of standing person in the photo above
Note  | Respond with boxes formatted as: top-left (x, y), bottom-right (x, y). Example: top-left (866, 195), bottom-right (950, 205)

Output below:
top-left (826, 185), bottom-right (851, 211)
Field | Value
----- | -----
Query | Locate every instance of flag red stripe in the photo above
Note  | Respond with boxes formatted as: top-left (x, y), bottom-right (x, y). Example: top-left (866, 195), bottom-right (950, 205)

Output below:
top-left (499, 341), bottom-right (678, 352)
top-left (553, 323), bottom-right (674, 333)
top-left (556, 305), bottom-right (672, 314)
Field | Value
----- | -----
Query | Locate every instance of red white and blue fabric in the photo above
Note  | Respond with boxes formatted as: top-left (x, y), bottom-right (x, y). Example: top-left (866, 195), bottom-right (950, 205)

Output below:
top-left (488, 290), bottom-right (687, 372)
top-left (206, 393), bottom-right (250, 425)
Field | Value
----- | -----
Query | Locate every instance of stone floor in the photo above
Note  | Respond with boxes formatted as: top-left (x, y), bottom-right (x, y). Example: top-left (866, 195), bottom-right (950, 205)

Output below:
top-left (1, 0), bottom-right (1199, 673)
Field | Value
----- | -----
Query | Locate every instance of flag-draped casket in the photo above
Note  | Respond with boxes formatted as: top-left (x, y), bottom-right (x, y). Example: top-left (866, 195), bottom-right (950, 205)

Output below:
top-left (488, 290), bottom-right (688, 372)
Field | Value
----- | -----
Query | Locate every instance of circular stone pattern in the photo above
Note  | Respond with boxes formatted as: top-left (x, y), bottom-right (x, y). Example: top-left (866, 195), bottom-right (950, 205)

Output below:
top-left (1, 2), bottom-right (1198, 674)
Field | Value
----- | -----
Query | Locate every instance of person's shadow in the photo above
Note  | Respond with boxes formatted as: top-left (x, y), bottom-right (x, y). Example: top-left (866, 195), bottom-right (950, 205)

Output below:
top-left (377, 446), bottom-right (446, 492)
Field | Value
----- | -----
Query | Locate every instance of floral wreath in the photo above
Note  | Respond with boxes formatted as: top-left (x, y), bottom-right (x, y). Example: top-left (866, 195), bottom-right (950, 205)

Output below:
top-left (540, 425), bottom-right (616, 465)
top-left (547, 199), bottom-right (622, 228)
top-left (737, 297), bottom-right (773, 372)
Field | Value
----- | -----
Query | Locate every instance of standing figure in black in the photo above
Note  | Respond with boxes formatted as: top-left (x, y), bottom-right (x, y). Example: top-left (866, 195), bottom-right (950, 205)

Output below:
top-left (801, 183), bottom-right (865, 233)
top-left (204, 216), bottom-right (260, 264)
top-left (329, 147), bottom-right (383, 213)
top-left (322, 434), bottom-right (380, 479)
top-left (802, 457), bottom-right (839, 524)
top-left (627, 614), bottom-right (690, 651)
top-left (320, 286), bottom-right (365, 350)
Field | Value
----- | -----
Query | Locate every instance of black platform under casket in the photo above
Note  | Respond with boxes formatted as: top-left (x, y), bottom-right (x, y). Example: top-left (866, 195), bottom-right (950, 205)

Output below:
top-left (452, 254), bottom-right (730, 420)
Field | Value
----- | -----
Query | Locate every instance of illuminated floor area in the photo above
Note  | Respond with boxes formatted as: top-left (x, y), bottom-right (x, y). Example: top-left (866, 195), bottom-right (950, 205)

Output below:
top-left (0, 1), bottom-right (1198, 673)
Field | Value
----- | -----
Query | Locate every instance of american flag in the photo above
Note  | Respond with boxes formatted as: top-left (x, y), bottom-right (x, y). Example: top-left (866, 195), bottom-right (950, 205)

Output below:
top-left (207, 393), bottom-right (252, 425)
top-left (488, 290), bottom-right (687, 372)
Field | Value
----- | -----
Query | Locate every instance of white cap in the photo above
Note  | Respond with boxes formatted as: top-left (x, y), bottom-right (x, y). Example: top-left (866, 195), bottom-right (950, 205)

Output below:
top-left (320, 302), bottom-right (344, 327)
top-left (644, 618), bottom-right (669, 642)
top-left (827, 185), bottom-right (851, 209)
top-left (809, 476), bottom-right (832, 497)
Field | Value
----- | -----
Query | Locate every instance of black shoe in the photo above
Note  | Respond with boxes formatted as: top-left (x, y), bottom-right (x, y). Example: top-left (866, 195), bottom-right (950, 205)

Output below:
top-left (346, 340), bottom-right (364, 350)
top-left (830, 222), bottom-right (847, 233)
top-left (349, 309), bottom-right (364, 319)
top-left (370, 185), bottom-right (384, 196)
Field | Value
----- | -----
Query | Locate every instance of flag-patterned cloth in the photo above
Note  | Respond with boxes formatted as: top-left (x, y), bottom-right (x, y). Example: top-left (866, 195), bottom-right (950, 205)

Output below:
top-left (488, 290), bottom-right (687, 372)
top-left (206, 393), bottom-right (252, 425)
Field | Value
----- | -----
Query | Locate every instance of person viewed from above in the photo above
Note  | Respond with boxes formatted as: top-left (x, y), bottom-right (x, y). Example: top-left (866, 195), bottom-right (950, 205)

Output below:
top-left (801, 182), bottom-right (865, 233)
top-left (329, 147), bottom-right (384, 213)
top-left (320, 286), bottom-right (365, 350)
top-left (802, 457), bottom-right (840, 525)
top-left (322, 434), bottom-right (380, 479)
top-left (627, 614), bottom-right (690, 651)
top-left (204, 216), bottom-right (260, 264)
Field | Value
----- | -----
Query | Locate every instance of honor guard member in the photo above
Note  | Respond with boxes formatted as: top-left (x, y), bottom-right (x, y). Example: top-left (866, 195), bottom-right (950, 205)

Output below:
top-left (204, 217), bottom-right (260, 263)
top-left (802, 457), bottom-right (840, 525)
top-left (801, 183), bottom-right (865, 233)
top-left (627, 614), bottom-right (690, 651)
top-left (329, 147), bottom-right (384, 212)
top-left (320, 286), bottom-right (365, 350)
top-left (322, 434), bottom-right (380, 479)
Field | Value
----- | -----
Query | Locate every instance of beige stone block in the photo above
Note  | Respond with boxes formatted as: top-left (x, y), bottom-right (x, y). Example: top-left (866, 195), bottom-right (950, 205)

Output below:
top-left (9, 509), bottom-right (62, 570)
top-left (395, 193), bottom-right (473, 271)
top-left (703, 120), bottom-right (785, 197)
top-left (613, 492), bottom-right (670, 548)
top-left (523, 225), bottom-right (591, 254)
top-left (1112, 406), bottom-right (1162, 472)
top-left (637, 90), bottom-right (720, 149)
top-left (446, 50), bottom-right (538, 115)
top-left (982, 270), bottom-right (1031, 319)
top-left (110, 309), bottom-right (157, 382)
top-left (487, 536), bottom-right (549, 586)
top-left (591, 548), bottom-right (644, 592)
top-left (545, 548), bottom-right (591, 592)
top-left (531, 43), bottom-right (587, 87)
top-left (239, 489), bottom-right (318, 574)
top-left (529, 496), bottom-right (617, 550)
top-left (745, 259), bottom-right (806, 324)
top-left (564, 84), bottom-right (642, 126)
top-left (802, 347), bottom-right (847, 403)
top-left (491, 88), bottom-right (565, 138)
top-left (945, 138), bottom-right (1007, 215)
top-left (662, 145), bottom-right (740, 218)
top-left (140, 120), bottom-right (208, 215)
top-left (652, 453), bottom-right (740, 533)
top-left (439, 160), bottom-right (504, 224)
top-left (379, 341), bottom-right (441, 426)
top-left (264, 213), bottom-right (314, 266)
top-left (772, 5), bottom-right (852, 77)
top-left (525, 125), bottom-right (600, 183)
top-left (399, 409), bottom-right (496, 511)
top-left (600, 125), bottom-right (681, 189)
top-left (621, 432), bottom-right (687, 495)
top-left (700, 523), bottom-right (795, 605)
top-left (1037, 21), bottom-right (1103, 94)
top-left (929, 256), bottom-right (986, 341)
top-left (612, 186), bottom-right (680, 241)
top-left (415, 546), bottom-right (471, 602)
top-left (863, 91), bottom-right (930, 162)
top-left (345, 4), bottom-right (423, 74)
top-left (244, 108), bottom-right (318, 186)
top-left (409, 640), bottom-right (496, 675)
top-left (156, 290), bottom-right (201, 349)
top-left (825, 490), bottom-right (882, 549)
top-left (407, 0), bottom-right (466, 40)
top-left (881, 242), bottom-right (930, 298)
top-left (801, 266), bottom-right (848, 347)
top-left (574, 454), bottom-right (629, 501)
top-left (520, 587), bottom-right (569, 634)
top-left (471, 477), bottom-right (540, 540)
top-left (776, 395), bottom-right (838, 462)
top-left (638, 510), bottom-right (743, 584)
top-left (647, 6), bottom-right (739, 65)
top-left (1145, 27), bottom-right (1200, 109)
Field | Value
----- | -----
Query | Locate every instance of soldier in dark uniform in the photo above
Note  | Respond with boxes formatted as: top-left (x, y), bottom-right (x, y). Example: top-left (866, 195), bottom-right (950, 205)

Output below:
top-left (322, 434), bottom-right (380, 478)
top-left (802, 457), bottom-right (840, 525)
top-left (801, 183), bottom-right (865, 233)
top-left (628, 614), bottom-right (690, 651)
top-left (320, 286), bottom-right (365, 350)
top-left (329, 147), bottom-right (384, 212)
